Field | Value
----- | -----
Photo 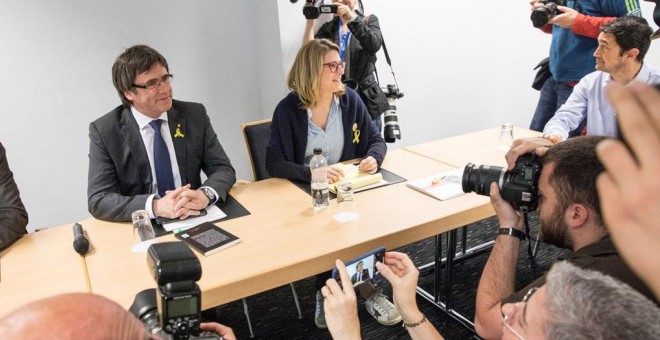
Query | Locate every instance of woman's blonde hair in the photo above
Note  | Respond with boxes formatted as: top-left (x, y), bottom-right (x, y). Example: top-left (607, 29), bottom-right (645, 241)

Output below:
top-left (287, 39), bottom-right (345, 108)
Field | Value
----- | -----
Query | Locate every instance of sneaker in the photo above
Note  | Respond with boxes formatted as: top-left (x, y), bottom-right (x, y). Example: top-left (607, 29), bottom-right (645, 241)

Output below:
top-left (364, 289), bottom-right (402, 326)
top-left (315, 291), bottom-right (327, 329)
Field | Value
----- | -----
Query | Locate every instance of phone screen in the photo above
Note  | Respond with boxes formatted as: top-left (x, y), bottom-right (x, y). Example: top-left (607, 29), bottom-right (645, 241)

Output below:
top-left (333, 247), bottom-right (386, 288)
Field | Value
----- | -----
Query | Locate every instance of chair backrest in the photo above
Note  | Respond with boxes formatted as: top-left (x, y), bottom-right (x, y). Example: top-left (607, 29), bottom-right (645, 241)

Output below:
top-left (241, 119), bottom-right (272, 181)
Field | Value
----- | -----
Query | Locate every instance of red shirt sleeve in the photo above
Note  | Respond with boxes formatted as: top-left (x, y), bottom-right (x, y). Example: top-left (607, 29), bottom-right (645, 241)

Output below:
top-left (571, 13), bottom-right (616, 39)
top-left (540, 23), bottom-right (553, 34)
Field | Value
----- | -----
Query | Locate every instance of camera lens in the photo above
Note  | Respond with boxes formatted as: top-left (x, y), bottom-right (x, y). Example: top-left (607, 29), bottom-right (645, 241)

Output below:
top-left (462, 163), bottom-right (506, 196)
top-left (383, 106), bottom-right (401, 143)
top-left (129, 289), bottom-right (162, 335)
top-left (530, 2), bottom-right (558, 28)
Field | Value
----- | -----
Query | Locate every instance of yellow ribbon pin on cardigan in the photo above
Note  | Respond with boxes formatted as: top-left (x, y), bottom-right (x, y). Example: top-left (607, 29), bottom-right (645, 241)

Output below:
top-left (352, 122), bottom-right (360, 143)
top-left (174, 124), bottom-right (185, 138)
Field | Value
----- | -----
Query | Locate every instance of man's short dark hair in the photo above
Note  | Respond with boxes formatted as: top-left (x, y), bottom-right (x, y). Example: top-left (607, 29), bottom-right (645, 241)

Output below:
top-left (112, 45), bottom-right (169, 108)
top-left (601, 16), bottom-right (653, 62)
top-left (541, 136), bottom-right (608, 227)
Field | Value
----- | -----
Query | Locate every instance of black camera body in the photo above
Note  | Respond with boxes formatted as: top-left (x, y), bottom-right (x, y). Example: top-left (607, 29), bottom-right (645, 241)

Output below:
top-left (382, 84), bottom-right (404, 143)
top-left (303, 0), bottom-right (338, 19)
top-left (130, 242), bottom-right (219, 340)
top-left (531, 0), bottom-right (567, 28)
top-left (462, 153), bottom-right (542, 212)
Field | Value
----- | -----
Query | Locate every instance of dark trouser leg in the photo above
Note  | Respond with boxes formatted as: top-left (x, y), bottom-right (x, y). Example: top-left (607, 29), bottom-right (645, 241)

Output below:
top-left (530, 77), bottom-right (560, 131)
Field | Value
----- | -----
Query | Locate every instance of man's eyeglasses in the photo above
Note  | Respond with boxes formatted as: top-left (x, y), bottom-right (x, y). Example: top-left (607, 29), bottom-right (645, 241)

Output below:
top-left (323, 61), bottom-right (346, 73)
top-left (133, 74), bottom-right (174, 91)
top-left (502, 287), bottom-right (538, 340)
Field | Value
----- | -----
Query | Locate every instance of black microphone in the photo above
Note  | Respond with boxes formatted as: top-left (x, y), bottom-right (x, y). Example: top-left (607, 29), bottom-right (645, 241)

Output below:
top-left (73, 223), bottom-right (90, 256)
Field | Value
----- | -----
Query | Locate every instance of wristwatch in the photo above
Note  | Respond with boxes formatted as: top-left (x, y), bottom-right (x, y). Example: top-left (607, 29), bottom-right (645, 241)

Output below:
top-left (200, 187), bottom-right (216, 206)
top-left (498, 227), bottom-right (526, 241)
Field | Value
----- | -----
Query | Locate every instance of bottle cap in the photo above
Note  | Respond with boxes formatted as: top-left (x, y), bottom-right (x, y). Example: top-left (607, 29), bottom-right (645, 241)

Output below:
top-left (314, 148), bottom-right (322, 155)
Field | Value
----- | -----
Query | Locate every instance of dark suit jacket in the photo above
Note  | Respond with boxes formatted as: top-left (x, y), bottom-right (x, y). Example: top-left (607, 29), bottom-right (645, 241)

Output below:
top-left (0, 142), bottom-right (28, 250)
top-left (87, 100), bottom-right (236, 222)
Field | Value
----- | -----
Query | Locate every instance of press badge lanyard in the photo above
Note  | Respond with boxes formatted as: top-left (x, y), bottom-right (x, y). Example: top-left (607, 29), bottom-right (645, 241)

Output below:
top-left (338, 20), bottom-right (351, 61)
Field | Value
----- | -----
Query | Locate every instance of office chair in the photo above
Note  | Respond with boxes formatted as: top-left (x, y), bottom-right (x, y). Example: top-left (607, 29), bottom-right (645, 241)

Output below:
top-left (240, 119), bottom-right (302, 337)
top-left (241, 119), bottom-right (272, 181)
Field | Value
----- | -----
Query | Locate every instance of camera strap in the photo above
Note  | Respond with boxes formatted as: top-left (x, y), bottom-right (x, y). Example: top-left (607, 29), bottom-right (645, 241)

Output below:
top-left (338, 22), bottom-right (351, 61)
top-left (363, 14), bottom-right (400, 91)
top-left (523, 213), bottom-right (540, 278)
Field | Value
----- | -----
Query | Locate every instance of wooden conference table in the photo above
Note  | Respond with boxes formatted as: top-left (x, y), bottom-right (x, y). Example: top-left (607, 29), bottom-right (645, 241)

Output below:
top-left (0, 224), bottom-right (89, 318)
top-left (405, 126), bottom-right (540, 167)
top-left (0, 126), bottom-right (534, 323)
top-left (83, 148), bottom-right (494, 311)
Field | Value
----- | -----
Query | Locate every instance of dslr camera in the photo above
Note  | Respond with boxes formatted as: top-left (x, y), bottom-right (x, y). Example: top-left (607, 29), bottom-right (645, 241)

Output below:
top-left (462, 153), bottom-right (542, 212)
top-left (530, 0), bottom-right (567, 28)
top-left (303, 0), bottom-right (338, 19)
top-left (382, 84), bottom-right (404, 143)
top-left (130, 242), bottom-right (220, 340)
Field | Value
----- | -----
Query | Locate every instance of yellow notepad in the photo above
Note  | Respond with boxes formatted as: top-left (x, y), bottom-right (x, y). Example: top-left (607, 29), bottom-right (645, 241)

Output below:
top-left (329, 164), bottom-right (383, 193)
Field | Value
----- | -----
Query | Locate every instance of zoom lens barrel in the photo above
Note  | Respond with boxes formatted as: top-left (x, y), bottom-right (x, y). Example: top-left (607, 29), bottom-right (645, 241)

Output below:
top-left (462, 163), bottom-right (506, 196)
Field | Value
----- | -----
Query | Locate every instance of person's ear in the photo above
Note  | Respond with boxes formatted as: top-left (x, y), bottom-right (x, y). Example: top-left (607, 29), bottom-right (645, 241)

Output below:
top-left (564, 203), bottom-right (589, 229)
top-left (123, 89), bottom-right (136, 102)
top-left (623, 48), bottom-right (639, 61)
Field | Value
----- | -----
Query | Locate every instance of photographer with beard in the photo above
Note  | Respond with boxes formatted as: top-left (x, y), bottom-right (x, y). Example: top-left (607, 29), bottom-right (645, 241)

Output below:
top-left (303, 0), bottom-right (389, 132)
top-left (473, 136), bottom-right (657, 340)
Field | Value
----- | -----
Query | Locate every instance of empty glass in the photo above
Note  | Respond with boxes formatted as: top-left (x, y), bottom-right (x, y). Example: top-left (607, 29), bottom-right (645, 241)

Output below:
top-left (131, 210), bottom-right (156, 253)
top-left (497, 123), bottom-right (514, 152)
top-left (333, 182), bottom-right (360, 223)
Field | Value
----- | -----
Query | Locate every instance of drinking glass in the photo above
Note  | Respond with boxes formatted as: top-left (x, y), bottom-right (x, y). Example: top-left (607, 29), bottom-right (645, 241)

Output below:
top-left (131, 210), bottom-right (156, 253)
top-left (333, 182), bottom-right (360, 223)
top-left (497, 123), bottom-right (514, 152)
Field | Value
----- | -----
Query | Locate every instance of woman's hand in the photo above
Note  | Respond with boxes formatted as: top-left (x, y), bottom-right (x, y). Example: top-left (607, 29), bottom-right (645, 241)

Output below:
top-left (377, 252), bottom-right (421, 322)
top-left (359, 156), bottom-right (378, 174)
top-left (327, 165), bottom-right (346, 183)
top-left (322, 259), bottom-right (361, 339)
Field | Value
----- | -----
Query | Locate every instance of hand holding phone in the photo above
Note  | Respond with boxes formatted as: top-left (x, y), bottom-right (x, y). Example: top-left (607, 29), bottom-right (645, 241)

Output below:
top-left (332, 247), bottom-right (386, 288)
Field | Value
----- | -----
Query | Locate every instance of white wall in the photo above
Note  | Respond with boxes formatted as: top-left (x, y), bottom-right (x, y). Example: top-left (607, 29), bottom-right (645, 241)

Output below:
top-left (0, 1), bottom-right (287, 231)
top-left (1, 1), bottom-right (658, 231)
top-left (279, 1), bottom-right (659, 147)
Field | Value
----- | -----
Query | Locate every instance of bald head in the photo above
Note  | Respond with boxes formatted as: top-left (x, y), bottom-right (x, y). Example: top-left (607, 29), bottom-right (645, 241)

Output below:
top-left (0, 293), bottom-right (146, 339)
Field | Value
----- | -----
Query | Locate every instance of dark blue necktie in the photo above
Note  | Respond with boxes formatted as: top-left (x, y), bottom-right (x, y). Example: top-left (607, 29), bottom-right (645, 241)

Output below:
top-left (149, 119), bottom-right (175, 197)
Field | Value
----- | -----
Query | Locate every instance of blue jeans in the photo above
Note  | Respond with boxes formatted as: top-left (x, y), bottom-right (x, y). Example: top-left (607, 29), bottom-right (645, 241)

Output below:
top-left (529, 77), bottom-right (586, 136)
top-left (372, 115), bottom-right (382, 133)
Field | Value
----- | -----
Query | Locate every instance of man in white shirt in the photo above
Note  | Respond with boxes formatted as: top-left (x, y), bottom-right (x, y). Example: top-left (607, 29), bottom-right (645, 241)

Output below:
top-left (542, 16), bottom-right (659, 143)
top-left (87, 45), bottom-right (235, 222)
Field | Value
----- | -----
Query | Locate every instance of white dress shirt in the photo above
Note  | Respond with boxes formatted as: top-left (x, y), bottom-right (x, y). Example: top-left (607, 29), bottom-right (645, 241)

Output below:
top-left (544, 62), bottom-right (660, 141)
top-left (131, 108), bottom-right (182, 217)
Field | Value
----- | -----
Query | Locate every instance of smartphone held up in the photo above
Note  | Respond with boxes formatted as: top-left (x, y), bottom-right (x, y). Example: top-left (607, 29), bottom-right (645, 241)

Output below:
top-left (332, 247), bottom-right (386, 288)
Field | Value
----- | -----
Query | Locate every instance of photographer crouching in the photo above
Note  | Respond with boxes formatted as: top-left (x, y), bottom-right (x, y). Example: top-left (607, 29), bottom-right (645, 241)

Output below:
top-left (303, 0), bottom-right (390, 133)
top-left (469, 136), bottom-right (657, 339)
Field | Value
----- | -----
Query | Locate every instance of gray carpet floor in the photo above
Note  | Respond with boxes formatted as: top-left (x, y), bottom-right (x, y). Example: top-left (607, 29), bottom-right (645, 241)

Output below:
top-left (205, 213), bottom-right (571, 339)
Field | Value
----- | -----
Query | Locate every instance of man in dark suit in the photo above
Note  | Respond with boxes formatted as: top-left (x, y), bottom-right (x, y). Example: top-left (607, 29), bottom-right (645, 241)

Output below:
top-left (350, 261), bottom-right (371, 285)
top-left (88, 45), bottom-right (235, 222)
top-left (0, 142), bottom-right (28, 250)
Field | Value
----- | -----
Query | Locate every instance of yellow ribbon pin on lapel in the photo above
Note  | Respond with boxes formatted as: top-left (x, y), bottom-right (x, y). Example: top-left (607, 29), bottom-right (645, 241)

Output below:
top-left (352, 122), bottom-right (360, 144)
top-left (174, 124), bottom-right (185, 138)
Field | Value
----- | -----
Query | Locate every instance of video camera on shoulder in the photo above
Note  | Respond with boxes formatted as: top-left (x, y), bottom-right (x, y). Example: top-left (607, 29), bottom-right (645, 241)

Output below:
top-left (303, 0), bottom-right (338, 19)
top-left (531, 0), bottom-right (567, 28)
top-left (130, 242), bottom-right (220, 340)
top-left (462, 153), bottom-right (542, 212)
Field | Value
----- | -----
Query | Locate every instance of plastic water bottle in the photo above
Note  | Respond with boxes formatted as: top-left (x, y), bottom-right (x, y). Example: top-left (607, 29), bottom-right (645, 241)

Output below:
top-left (310, 148), bottom-right (329, 210)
